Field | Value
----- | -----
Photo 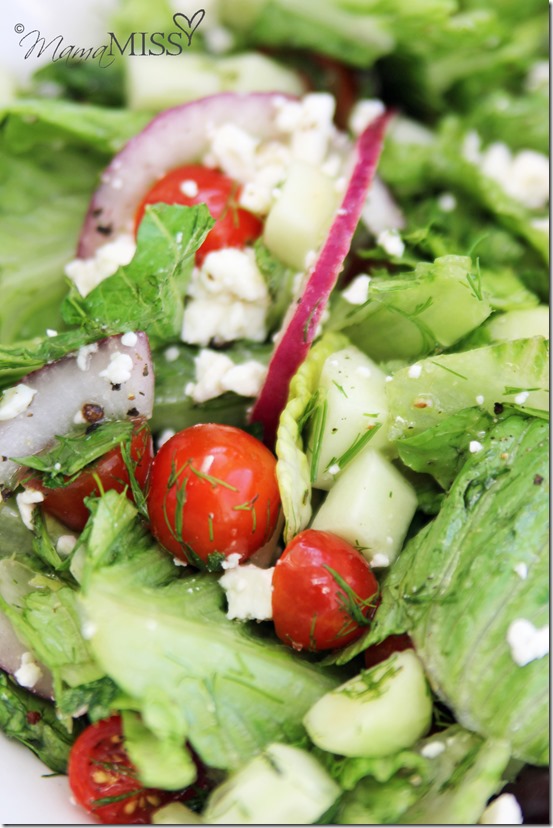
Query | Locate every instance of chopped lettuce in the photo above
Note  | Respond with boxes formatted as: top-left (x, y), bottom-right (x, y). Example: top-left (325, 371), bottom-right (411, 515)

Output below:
top-left (79, 491), bottom-right (341, 772)
top-left (275, 332), bottom-right (349, 542)
top-left (333, 725), bottom-right (511, 825)
top-left (384, 416), bottom-right (549, 764)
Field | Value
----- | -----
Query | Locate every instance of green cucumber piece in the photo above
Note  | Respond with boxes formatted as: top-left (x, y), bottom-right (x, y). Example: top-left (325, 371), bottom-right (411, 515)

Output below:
top-left (202, 742), bottom-right (340, 824)
top-left (485, 306), bottom-right (549, 342)
top-left (304, 650), bottom-right (433, 758)
top-left (311, 447), bottom-right (417, 567)
top-left (308, 345), bottom-right (393, 490)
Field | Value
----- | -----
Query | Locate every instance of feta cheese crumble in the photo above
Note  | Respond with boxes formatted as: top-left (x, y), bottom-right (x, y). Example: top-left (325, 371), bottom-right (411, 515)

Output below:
top-left (408, 364), bottom-right (422, 379)
top-left (65, 234), bottom-right (136, 297)
top-left (377, 228), bottom-right (405, 258)
top-left (506, 618), bottom-right (549, 666)
top-left (371, 552), bottom-right (390, 568)
top-left (342, 274), bottom-right (371, 305)
top-left (57, 534), bottom-right (77, 557)
top-left (514, 562), bottom-right (528, 580)
top-left (0, 384), bottom-right (36, 420)
top-left (185, 349), bottom-right (267, 403)
top-left (14, 652), bottom-right (43, 689)
top-left (420, 740), bottom-right (445, 759)
top-left (76, 342), bottom-right (99, 371)
top-left (180, 179), bottom-right (199, 198)
top-left (219, 564), bottom-right (274, 621)
top-left (16, 489), bottom-right (44, 531)
top-left (469, 440), bottom-right (483, 453)
top-left (479, 793), bottom-right (523, 825)
top-left (99, 351), bottom-right (134, 385)
top-left (348, 98), bottom-right (385, 136)
top-left (121, 331), bottom-right (138, 348)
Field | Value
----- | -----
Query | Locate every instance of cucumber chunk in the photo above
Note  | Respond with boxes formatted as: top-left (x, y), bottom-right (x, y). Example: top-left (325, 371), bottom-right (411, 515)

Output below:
top-left (304, 650), bottom-right (433, 758)
top-left (386, 336), bottom-right (549, 439)
top-left (311, 447), bottom-right (417, 567)
top-left (308, 346), bottom-right (393, 490)
top-left (202, 742), bottom-right (340, 824)
top-left (153, 803), bottom-right (203, 824)
top-left (263, 162), bottom-right (339, 271)
top-left (485, 306), bottom-right (549, 342)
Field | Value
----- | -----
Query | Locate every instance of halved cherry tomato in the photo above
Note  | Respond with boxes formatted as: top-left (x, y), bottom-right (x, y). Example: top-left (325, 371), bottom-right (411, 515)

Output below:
top-left (134, 165), bottom-right (263, 264)
top-left (36, 420), bottom-right (153, 532)
top-left (272, 529), bottom-right (379, 652)
top-left (364, 634), bottom-right (413, 670)
top-left (68, 715), bottom-right (208, 824)
top-left (147, 424), bottom-right (281, 568)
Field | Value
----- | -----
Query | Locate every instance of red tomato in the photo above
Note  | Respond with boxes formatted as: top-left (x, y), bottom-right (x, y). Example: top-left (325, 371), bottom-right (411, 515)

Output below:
top-left (68, 716), bottom-right (207, 824)
top-left (147, 424), bottom-right (281, 568)
top-left (134, 165), bottom-right (263, 264)
top-left (272, 529), bottom-right (379, 652)
top-left (38, 421), bottom-right (153, 532)
top-left (364, 634), bottom-right (413, 670)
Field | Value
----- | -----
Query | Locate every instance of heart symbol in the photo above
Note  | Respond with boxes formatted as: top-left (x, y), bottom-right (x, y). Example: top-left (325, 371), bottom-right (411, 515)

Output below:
top-left (173, 10), bottom-right (205, 46)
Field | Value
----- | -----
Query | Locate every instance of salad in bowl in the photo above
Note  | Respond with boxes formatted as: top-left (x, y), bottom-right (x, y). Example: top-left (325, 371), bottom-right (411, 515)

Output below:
top-left (0, 0), bottom-right (549, 823)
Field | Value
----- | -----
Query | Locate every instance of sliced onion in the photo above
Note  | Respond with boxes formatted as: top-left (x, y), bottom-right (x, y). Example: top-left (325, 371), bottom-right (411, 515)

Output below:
top-left (77, 92), bottom-right (294, 258)
top-left (249, 112), bottom-right (392, 446)
top-left (0, 332), bottom-right (154, 491)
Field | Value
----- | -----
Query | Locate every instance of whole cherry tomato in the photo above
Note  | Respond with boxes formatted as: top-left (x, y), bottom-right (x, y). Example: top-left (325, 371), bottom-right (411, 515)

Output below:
top-left (272, 529), bottom-right (379, 652)
top-left (134, 165), bottom-right (263, 264)
top-left (147, 424), bottom-right (281, 569)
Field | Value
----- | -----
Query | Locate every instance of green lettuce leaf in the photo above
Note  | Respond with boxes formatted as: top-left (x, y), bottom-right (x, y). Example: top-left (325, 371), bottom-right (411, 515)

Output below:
top-left (385, 416), bottom-right (549, 764)
top-left (275, 332), bottom-right (349, 543)
top-left (79, 491), bottom-right (341, 772)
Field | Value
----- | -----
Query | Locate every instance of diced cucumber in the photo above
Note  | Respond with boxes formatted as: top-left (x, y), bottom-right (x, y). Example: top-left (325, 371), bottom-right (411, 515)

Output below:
top-left (308, 346), bottom-right (393, 490)
top-left (153, 803), bottom-right (203, 824)
top-left (304, 650), bottom-right (433, 758)
top-left (484, 306), bottom-right (549, 342)
top-left (311, 447), bottom-right (417, 567)
top-left (125, 52), bottom-right (304, 111)
top-left (331, 255), bottom-right (492, 361)
top-left (386, 336), bottom-right (549, 440)
top-left (202, 742), bottom-right (340, 824)
top-left (263, 162), bottom-right (339, 271)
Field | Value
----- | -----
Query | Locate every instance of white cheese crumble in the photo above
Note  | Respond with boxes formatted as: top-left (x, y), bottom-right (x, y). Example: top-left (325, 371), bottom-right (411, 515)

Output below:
top-left (206, 122), bottom-right (259, 182)
top-left (0, 384), bottom-right (37, 420)
top-left (182, 247), bottom-right (269, 346)
top-left (371, 552), bottom-right (390, 568)
top-left (514, 391), bottom-right (529, 404)
top-left (377, 228), bottom-right (405, 258)
top-left (479, 793), bottom-right (523, 825)
top-left (476, 395), bottom-right (485, 405)
top-left (64, 233), bottom-right (136, 297)
top-left (56, 534), bottom-right (77, 557)
top-left (185, 349), bottom-right (267, 403)
top-left (469, 440), bottom-right (483, 453)
top-left (164, 346), bottom-right (180, 362)
top-left (82, 621), bottom-right (97, 640)
top-left (408, 364), bottom-right (422, 379)
top-left (219, 564), bottom-right (274, 621)
top-left (514, 562), bottom-right (528, 580)
top-left (437, 192), bottom-right (457, 212)
top-left (327, 463), bottom-right (341, 476)
top-left (16, 489), bottom-right (44, 531)
top-left (46, 328), bottom-right (58, 337)
top-left (76, 342), bottom-right (99, 371)
top-left (348, 98), bottom-right (385, 136)
top-left (99, 351), bottom-right (133, 385)
top-left (420, 740), bottom-right (445, 759)
top-left (462, 132), bottom-right (550, 210)
top-left (121, 331), bottom-right (138, 348)
top-left (180, 179), bottom-right (199, 198)
top-left (221, 552), bottom-right (242, 570)
top-left (342, 274), bottom-right (371, 305)
top-left (14, 652), bottom-right (43, 689)
top-left (506, 618), bottom-right (549, 666)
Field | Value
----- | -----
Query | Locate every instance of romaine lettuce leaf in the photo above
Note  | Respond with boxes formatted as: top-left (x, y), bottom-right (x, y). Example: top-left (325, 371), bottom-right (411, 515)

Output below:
top-left (385, 416), bottom-right (549, 764)
top-left (275, 332), bottom-right (349, 542)
top-left (79, 490), bottom-right (341, 772)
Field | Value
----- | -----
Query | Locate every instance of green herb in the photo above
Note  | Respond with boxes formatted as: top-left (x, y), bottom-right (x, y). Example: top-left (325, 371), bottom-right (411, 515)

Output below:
top-left (309, 399), bottom-right (328, 484)
top-left (330, 423), bottom-right (382, 473)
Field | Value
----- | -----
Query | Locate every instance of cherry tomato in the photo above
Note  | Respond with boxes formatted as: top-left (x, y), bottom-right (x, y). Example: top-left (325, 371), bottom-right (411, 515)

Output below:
top-left (134, 165), bottom-right (263, 264)
top-left (68, 715), bottom-right (207, 824)
top-left (147, 424), bottom-right (281, 568)
top-left (363, 634), bottom-right (413, 669)
top-left (272, 529), bottom-right (379, 652)
top-left (37, 420), bottom-right (153, 532)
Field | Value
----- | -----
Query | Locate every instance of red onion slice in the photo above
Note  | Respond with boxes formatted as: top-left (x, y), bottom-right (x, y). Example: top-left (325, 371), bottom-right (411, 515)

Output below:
top-left (77, 92), bottom-right (294, 258)
top-left (249, 112), bottom-right (392, 446)
top-left (0, 332), bottom-right (154, 491)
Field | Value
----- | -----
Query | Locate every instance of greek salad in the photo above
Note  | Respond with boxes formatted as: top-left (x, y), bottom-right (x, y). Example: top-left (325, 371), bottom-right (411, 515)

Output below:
top-left (0, 0), bottom-right (549, 824)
